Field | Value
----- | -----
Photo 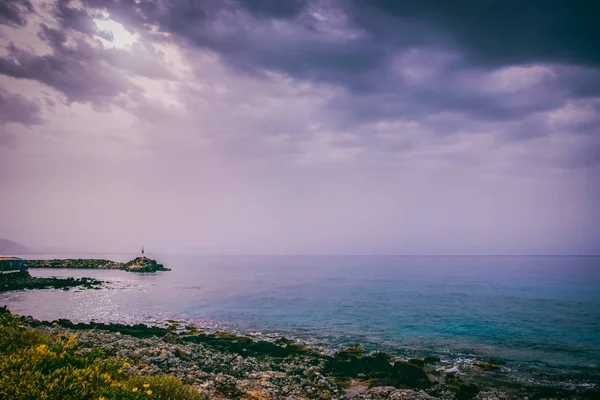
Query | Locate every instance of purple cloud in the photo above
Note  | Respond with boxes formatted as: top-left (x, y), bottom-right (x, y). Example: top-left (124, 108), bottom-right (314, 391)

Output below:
top-left (0, 0), bottom-right (599, 254)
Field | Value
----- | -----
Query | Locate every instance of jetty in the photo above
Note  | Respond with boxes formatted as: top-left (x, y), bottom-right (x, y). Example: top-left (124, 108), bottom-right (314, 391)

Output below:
top-left (24, 256), bottom-right (170, 273)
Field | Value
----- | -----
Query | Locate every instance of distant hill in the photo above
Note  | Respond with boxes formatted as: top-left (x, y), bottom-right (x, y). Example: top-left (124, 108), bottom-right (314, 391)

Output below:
top-left (0, 238), bottom-right (29, 255)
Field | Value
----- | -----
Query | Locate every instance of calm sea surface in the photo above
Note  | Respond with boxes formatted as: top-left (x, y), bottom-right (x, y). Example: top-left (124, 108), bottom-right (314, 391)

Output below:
top-left (2, 255), bottom-right (599, 388)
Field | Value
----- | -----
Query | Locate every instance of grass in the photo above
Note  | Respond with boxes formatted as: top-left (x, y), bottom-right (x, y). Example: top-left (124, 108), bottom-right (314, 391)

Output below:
top-left (0, 310), bottom-right (206, 400)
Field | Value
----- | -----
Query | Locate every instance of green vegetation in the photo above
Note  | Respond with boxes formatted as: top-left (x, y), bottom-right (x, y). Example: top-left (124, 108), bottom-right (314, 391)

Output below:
top-left (0, 310), bottom-right (205, 400)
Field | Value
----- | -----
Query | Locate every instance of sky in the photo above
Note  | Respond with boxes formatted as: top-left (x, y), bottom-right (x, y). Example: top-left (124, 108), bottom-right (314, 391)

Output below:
top-left (0, 0), bottom-right (599, 255)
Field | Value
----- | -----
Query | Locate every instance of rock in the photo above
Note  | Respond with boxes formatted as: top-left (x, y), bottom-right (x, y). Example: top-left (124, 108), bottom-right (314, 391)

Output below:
top-left (211, 374), bottom-right (244, 398)
top-left (409, 358), bottom-right (425, 368)
top-left (391, 362), bottom-right (431, 388)
top-left (444, 372), bottom-right (461, 386)
top-left (472, 362), bottom-right (502, 371)
top-left (423, 356), bottom-right (441, 364)
top-left (475, 390), bottom-right (509, 400)
top-left (364, 352), bottom-right (395, 377)
top-left (325, 349), bottom-right (393, 380)
top-left (0, 271), bottom-right (103, 292)
top-left (365, 386), bottom-right (397, 399)
top-left (389, 389), bottom-right (436, 400)
top-left (174, 347), bottom-right (186, 359)
top-left (424, 383), bottom-right (457, 400)
top-left (122, 257), bottom-right (170, 272)
top-left (457, 384), bottom-right (479, 400)
top-left (341, 379), bottom-right (369, 398)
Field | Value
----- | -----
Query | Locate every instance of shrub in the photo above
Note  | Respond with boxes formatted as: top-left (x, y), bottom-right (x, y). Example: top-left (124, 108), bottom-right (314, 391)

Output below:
top-left (0, 312), bottom-right (206, 400)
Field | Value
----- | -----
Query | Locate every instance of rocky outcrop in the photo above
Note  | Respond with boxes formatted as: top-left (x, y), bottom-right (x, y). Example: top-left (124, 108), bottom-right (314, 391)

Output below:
top-left (122, 257), bottom-right (170, 272)
top-left (25, 257), bottom-right (170, 273)
top-left (324, 346), bottom-right (431, 389)
top-left (0, 271), bottom-right (103, 292)
top-left (4, 308), bottom-right (598, 400)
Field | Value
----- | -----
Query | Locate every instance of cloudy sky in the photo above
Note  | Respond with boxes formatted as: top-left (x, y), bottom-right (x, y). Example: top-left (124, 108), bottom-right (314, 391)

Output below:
top-left (0, 0), bottom-right (599, 255)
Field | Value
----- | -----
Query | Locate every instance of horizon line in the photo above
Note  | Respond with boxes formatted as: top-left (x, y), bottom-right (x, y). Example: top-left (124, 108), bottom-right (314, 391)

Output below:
top-left (9, 251), bottom-right (600, 257)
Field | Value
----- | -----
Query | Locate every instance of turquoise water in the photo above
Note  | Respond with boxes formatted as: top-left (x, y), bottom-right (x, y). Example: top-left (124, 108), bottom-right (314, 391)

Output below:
top-left (2, 255), bottom-right (599, 387)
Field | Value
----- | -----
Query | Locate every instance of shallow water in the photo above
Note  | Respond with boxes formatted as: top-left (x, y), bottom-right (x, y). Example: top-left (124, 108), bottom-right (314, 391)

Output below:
top-left (2, 255), bottom-right (599, 387)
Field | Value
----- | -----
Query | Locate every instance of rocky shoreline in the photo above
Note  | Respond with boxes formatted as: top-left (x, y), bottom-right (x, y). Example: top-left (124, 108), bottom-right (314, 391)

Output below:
top-left (0, 271), bottom-right (103, 292)
top-left (6, 310), bottom-right (597, 400)
top-left (25, 256), bottom-right (170, 272)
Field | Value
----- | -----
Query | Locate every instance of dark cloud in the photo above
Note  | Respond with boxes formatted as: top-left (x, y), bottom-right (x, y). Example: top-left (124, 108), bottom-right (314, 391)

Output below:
top-left (54, 0), bottom-right (98, 36)
top-left (0, 1), bottom-right (174, 104)
top-left (0, 0), bottom-right (33, 27)
top-left (351, 0), bottom-right (600, 68)
top-left (88, 0), bottom-right (600, 77)
top-left (2, 0), bottom-right (599, 142)
top-left (240, 0), bottom-right (307, 19)
top-left (73, 0), bottom-right (599, 127)
top-left (75, 0), bottom-right (395, 85)
top-left (0, 26), bottom-right (134, 104)
top-left (0, 88), bottom-right (42, 125)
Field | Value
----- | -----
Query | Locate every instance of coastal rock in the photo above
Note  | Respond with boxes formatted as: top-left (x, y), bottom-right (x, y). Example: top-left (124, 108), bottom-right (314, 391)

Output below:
top-left (474, 391), bottom-right (509, 400)
top-left (25, 256), bottom-right (170, 273)
top-left (365, 386), bottom-right (397, 399)
top-left (390, 362), bottom-right (431, 388)
top-left (122, 257), bottom-right (170, 272)
top-left (456, 384), bottom-right (479, 400)
top-left (444, 372), bottom-right (461, 386)
top-left (388, 389), bottom-right (436, 400)
top-left (0, 270), bottom-right (103, 292)
top-left (211, 374), bottom-right (245, 398)
top-left (471, 362), bottom-right (502, 372)
top-left (409, 358), bottom-right (426, 368)
top-left (326, 349), bottom-right (430, 390)
top-left (6, 309), bottom-right (594, 400)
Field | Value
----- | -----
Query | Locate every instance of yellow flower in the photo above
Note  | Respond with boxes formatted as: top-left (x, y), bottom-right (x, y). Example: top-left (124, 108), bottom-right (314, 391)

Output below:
top-left (99, 397), bottom-right (105, 400)
top-left (146, 390), bottom-right (152, 395)
top-left (132, 387), bottom-right (138, 392)
top-left (143, 383), bottom-right (150, 388)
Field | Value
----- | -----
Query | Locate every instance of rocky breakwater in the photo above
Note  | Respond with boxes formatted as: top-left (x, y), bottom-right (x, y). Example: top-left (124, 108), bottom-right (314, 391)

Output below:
top-left (25, 256), bottom-right (170, 273)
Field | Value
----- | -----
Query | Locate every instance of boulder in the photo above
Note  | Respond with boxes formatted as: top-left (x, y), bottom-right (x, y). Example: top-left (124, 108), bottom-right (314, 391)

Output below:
top-left (390, 362), bottom-right (431, 388)
top-left (457, 384), bottom-right (480, 400)
top-left (408, 358), bottom-right (425, 368)
top-left (423, 356), bottom-right (441, 364)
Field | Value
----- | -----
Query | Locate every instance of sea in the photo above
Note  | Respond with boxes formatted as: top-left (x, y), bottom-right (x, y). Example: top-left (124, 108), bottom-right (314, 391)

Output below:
top-left (1, 254), bottom-right (599, 389)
